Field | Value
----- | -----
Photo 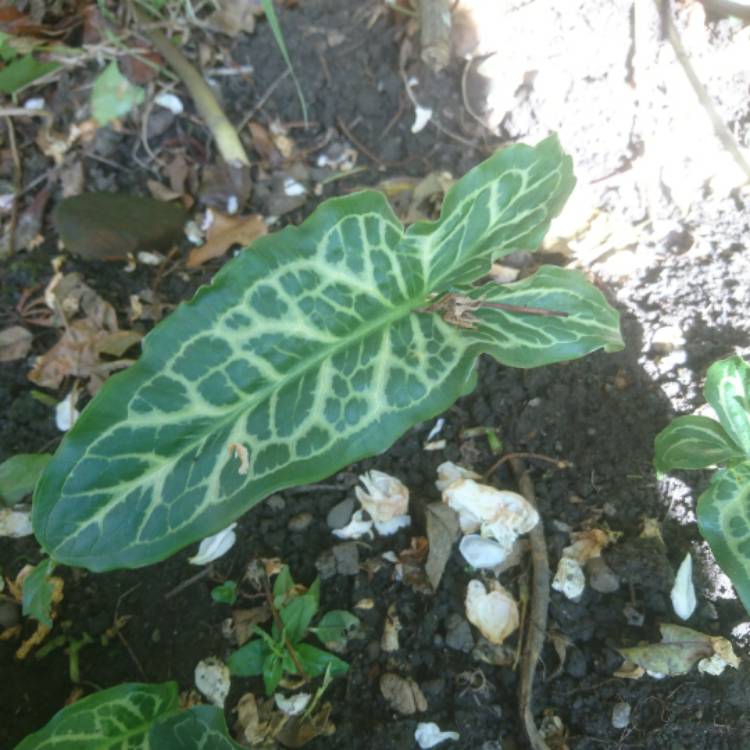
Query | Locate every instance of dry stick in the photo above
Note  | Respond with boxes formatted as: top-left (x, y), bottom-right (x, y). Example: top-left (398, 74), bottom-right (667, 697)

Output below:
top-left (483, 451), bottom-right (568, 482)
top-left (419, 0), bottom-right (452, 72)
top-left (4, 116), bottom-right (21, 257)
top-left (510, 458), bottom-right (551, 750)
top-left (130, 3), bottom-right (249, 168)
top-left (660, 0), bottom-right (750, 182)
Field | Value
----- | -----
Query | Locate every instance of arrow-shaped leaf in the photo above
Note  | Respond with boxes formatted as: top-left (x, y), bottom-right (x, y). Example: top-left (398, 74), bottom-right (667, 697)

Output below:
top-left (697, 460), bottom-right (750, 612)
top-left (704, 355), bottom-right (750, 455)
top-left (33, 135), bottom-right (623, 571)
top-left (655, 415), bottom-right (745, 473)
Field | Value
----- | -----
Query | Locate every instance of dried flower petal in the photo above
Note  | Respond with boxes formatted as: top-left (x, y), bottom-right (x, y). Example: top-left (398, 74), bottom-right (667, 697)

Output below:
top-left (465, 579), bottom-right (519, 644)
top-left (356, 470), bottom-right (409, 522)
top-left (188, 523), bottom-right (237, 565)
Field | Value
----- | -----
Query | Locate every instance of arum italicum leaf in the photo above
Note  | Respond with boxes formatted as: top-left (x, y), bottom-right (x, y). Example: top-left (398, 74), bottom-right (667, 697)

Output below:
top-left (704, 355), bottom-right (750, 455)
top-left (33, 135), bottom-right (624, 571)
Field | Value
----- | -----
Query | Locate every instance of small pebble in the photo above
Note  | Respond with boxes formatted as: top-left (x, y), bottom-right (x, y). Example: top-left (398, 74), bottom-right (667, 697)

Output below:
top-left (315, 550), bottom-right (337, 580)
top-left (288, 512), bottom-right (313, 532)
top-left (445, 614), bottom-right (474, 653)
top-left (267, 494), bottom-right (286, 512)
top-left (332, 542), bottom-right (360, 576)
top-left (0, 600), bottom-right (20, 629)
top-left (326, 498), bottom-right (355, 529)
top-left (611, 701), bottom-right (631, 729)
top-left (587, 557), bottom-right (620, 593)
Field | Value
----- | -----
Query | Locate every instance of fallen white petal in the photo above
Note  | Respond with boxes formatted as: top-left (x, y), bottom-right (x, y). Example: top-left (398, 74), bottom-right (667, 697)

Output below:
top-left (274, 692), bottom-right (311, 716)
top-left (552, 556), bottom-right (586, 600)
top-left (194, 657), bottom-right (230, 707)
top-left (435, 462), bottom-right (481, 492)
top-left (698, 653), bottom-right (730, 676)
top-left (415, 722), bottom-right (460, 748)
top-left (411, 105), bottom-right (433, 134)
top-left (374, 514), bottom-right (411, 536)
top-left (427, 418), bottom-right (445, 441)
top-left (55, 391), bottom-right (80, 432)
top-left (283, 177), bottom-right (306, 197)
top-left (671, 552), bottom-right (697, 621)
top-left (0, 507), bottom-right (33, 538)
top-left (356, 470), bottom-right (409, 523)
top-left (188, 523), bottom-right (237, 565)
top-left (459, 534), bottom-right (509, 569)
top-left (465, 579), bottom-right (519, 644)
top-left (137, 251), bottom-right (164, 266)
top-left (155, 92), bottom-right (184, 114)
top-left (332, 509), bottom-right (373, 540)
top-left (24, 97), bottom-right (46, 111)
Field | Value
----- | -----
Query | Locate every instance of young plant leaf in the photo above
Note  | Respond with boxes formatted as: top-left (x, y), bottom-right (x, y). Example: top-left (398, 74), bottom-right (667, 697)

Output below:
top-left (294, 644), bottom-right (349, 678)
top-left (0, 54), bottom-right (59, 95)
top-left (704, 355), bottom-right (750, 455)
top-left (211, 580), bottom-right (238, 605)
top-left (13, 682), bottom-right (179, 750)
top-left (91, 61), bottom-right (145, 125)
top-left (149, 704), bottom-right (243, 749)
top-left (229, 637), bottom-right (269, 677)
top-left (654, 415), bottom-right (745, 473)
top-left (697, 460), bottom-right (750, 612)
top-left (22, 558), bottom-right (56, 627)
top-left (0, 453), bottom-right (52, 506)
top-left (33, 135), bottom-right (623, 571)
top-left (310, 610), bottom-right (361, 644)
top-left (273, 565), bottom-right (295, 601)
top-left (263, 653), bottom-right (284, 695)
top-left (280, 590), bottom-right (319, 644)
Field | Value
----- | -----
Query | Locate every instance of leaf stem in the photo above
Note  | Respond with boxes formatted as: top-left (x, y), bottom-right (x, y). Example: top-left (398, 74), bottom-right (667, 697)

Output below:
top-left (483, 451), bottom-right (569, 481)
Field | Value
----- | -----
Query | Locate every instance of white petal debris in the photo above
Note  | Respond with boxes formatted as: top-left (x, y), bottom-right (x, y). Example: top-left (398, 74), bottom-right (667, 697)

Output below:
top-left (465, 579), bottom-right (519, 644)
top-left (274, 692), bottom-right (311, 716)
top-left (442, 479), bottom-right (538, 564)
top-left (411, 105), bottom-right (433, 134)
top-left (415, 722), bottom-right (460, 749)
top-left (55, 390), bottom-right (80, 432)
top-left (188, 523), bottom-right (238, 565)
top-left (194, 657), bottom-right (231, 707)
top-left (426, 418), bottom-right (446, 441)
top-left (332, 509), bottom-right (374, 540)
top-left (0, 507), bottom-right (34, 538)
top-left (698, 635), bottom-right (740, 676)
top-left (374, 515), bottom-right (411, 535)
top-left (356, 470), bottom-right (409, 523)
top-left (155, 92), bottom-right (184, 114)
top-left (458, 534), bottom-right (508, 570)
top-left (434, 461), bottom-right (481, 492)
top-left (671, 552), bottom-right (697, 621)
top-left (552, 528), bottom-right (617, 601)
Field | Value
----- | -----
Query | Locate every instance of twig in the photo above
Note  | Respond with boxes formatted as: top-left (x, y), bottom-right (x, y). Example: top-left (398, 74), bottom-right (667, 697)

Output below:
top-left (484, 451), bottom-right (568, 482)
top-left (660, 0), bottom-right (750, 182)
top-left (461, 54), bottom-right (495, 133)
top-left (130, 2), bottom-right (250, 167)
top-left (164, 565), bottom-right (213, 599)
top-left (238, 69), bottom-right (291, 130)
top-left (510, 458), bottom-right (551, 750)
top-left (4, 116), bottom-right (21, 257)
top-left (0, 108), bottom-right (52, 118)
top-left (336, 116), bottom-right (387, 169)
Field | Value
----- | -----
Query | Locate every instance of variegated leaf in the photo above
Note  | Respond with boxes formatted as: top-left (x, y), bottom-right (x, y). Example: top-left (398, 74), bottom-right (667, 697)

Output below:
top-left (704, 355), bottom-right (750, 455)
top-left (33, 135), bottom-right (623, 571)
top-left (149, 705), bottom-right (243, 749)
top-left (654, 415), bottom-right (745, 473)
top-left (697, 460), bottom-right (750, 612)
top-left (14, 682), bottom-right (179, 750)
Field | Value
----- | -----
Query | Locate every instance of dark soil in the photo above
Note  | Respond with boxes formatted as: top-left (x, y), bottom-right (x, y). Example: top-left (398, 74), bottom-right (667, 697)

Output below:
top-left (2, 2), bottom-right (750, 749)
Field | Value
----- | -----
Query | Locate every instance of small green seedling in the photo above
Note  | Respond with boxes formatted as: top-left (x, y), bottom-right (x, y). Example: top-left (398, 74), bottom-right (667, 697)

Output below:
top-left (228, 566), bottom-right (359, 695)
top-left (655, 354), bottom-right (750, 613)
top-left (211, 580), bottom-right (238, 605)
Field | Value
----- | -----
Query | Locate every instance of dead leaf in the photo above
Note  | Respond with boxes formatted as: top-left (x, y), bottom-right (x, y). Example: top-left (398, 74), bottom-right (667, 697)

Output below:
top-left (97, 330), bottom-right (142, 357)
top-left (379, 673), bottom-right (427, 715)
top-left (0, 326), bottom-right (32, 362)
top-left (249, 121), bottom-right (283, 167)
top-left (231, 606), bottom-right (271, 646)
top-left (424, 502), bottom-right (459, 591)
top-left (205, 0), bottom-right (264, 36)
top-left (186, 212), bottom-right (267, 268)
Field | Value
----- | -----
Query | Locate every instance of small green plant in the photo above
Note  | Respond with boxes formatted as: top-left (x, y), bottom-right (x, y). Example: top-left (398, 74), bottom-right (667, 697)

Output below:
top-left (655, 354), bottom-right (750, 613)
top-left (31, 136), bottom-right (624, 573)
top-left (228, 565), bottom-right (358, 695)
top-left (212, 579), bottom-right (239, 605)
top-left (14, 682), bottom-right (243, 750)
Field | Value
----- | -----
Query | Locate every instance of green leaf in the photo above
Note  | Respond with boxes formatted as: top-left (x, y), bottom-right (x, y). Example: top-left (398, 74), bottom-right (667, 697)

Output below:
top-left (294, 644), bottom-right (349, 678)
top-left (263, 653), bottom-right (283, 695)
top-left (697, 460), bottom-right (750, 613)
top-left (13, 682), bottom-right (179, 750)
top-left (22, 559), bottom-right (56, 628)
top-left (91, 62), bottom-right (145, 126)
top-left (228, 638), bottom-right (269, 677)
top-left (0, 54), bottom-right (59, 95)
top-left (211, 580), bottom-right (237, 605)
top-left (0, 453), bottom-right (52, 506)
top-left (654, 415), bottom-right (745, 473)
top-left (273, 565), bottom-right (295, 602)
top-left (704, 355), bottom-right (750, 456)
top-left (310, 610), bottom-right (360, 644)
top-left (280, 591), bottom-right (318, 644)
top-left (149, 704), bottom-right (243, 749)
top-left (33, 135), bottom-right (623, 571)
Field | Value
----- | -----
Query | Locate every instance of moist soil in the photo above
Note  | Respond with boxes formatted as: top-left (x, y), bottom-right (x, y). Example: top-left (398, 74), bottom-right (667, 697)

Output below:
top-left (2, 2), bottom-right (750, 749)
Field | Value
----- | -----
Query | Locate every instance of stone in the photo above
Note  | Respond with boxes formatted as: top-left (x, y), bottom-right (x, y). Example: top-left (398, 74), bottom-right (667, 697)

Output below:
top-left (315, 550), bottom-right (337, 580)
top-left (587, 557), bottom-right (620, 593)
top-left (267, 494), bottom-right (286, 512)
top-left (445, 614), bottom-right (474, 653)
top-left (326, 498), bottom-right (355, 529)
top-left (611, 701), bottom-right (631, 729)
top-left (332, 542), bottom-right (360, 576)
top-left (288, 511), bottom-right (313, 532)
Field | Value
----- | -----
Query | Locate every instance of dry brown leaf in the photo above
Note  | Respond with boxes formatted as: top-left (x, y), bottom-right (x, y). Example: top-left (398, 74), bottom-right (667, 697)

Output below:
top-left (0, 326), bottom-right (32, 362)
top-left (424, 502), bottom-right (459, 591)
top-left (205, 0), bottom-right (264, 36)
top-left (379, 673), bottom-right (427, 715)
top-left (187, 212), bottom-right (267, 268)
